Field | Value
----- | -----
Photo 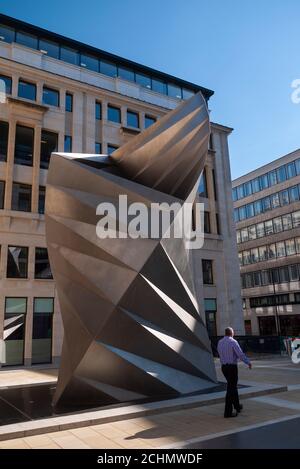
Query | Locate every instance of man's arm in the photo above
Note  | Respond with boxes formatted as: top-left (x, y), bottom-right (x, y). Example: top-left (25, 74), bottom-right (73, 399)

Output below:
top-left (232, 340), bottom-right (251, 366)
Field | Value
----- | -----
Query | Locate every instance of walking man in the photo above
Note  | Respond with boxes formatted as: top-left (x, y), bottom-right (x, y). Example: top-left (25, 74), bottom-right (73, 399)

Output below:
top-left (217, 327), bottom-right (252, 418)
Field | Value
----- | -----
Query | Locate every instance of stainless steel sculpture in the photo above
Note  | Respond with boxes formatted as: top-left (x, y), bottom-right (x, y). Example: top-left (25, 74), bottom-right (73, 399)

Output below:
top-left (45, 92), bottom-right (217, 406)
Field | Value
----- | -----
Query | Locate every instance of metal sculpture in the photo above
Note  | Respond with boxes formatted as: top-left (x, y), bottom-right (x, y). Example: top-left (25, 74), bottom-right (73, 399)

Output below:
top-left (45, 92), bottom-right (217, 406)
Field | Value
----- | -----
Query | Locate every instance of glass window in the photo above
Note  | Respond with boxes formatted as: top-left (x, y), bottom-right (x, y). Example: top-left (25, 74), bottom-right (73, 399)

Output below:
top-left (65, 93), bottom-right (73, 112)
top-left (295, 159), bottom-right (300, 175)
top-left (145, 115), bottom-right (156, 128)
top-left (12, 183), bottom-right (31, 212)
top-left (264, 219), bottom-right (274, 236)
top-left (100, 60), bottom-right (117, 77)
top-left (32, 298), bottom-right (53, 365)
top-left (282, 213), bottom-right (292, 231)
top-left (248, 225), bottom-right (257, 240)
top-left (243, 250), bottom-right (251, 265)
top-left (80, 53), bottom-right (99, 72)
top-left (204, 211), bottom-right (211, 234)
top-left (16, 31), bottom-right (38, 49)
top-left (0, 24), bottom-right (15, 43)
top-left (285, 239), bottom-right (296, 256)
top-left (39, 38), bottom-right (59, 59)
top-left (0, 74), bottom-right (12, 95)
top-left (276, 166), bottom-right (286, 183)
top-left (234, 208), bottom-right (239, 222)
top-left (253, 271), bottom-right (261, 287)
top-left (261, 270), bottom-right (271, 285)
top-left (43, 87), bottom-right (59, 107)
top-left (135, 73), bottom-right (151, 89)
top-left (4, 297), bottom-right (26, 366)
top-left (232, 187), bottom-right (237, 202)
top-left (202, 259), bottom-right (213, 284)
top-left (198, 168), bottom-right (207, 197)
top-left (107, 144), bottom-right (118, 155)
top-left (204, 298), bottom-right (217, 336)
top-left (286, 161), bottom-right (296, 179)
top-left (262, 196), bottom-right (271, 212)
top-left (107, 105), bottom-right (121, 123)
top-left (251, 178), bottom-right (260, 193)
top-left (239, 206), bottom-right (246, 220)
top-left (14, 125), bottom-right (34, 166)
top-left (270, 193), bottom-right (280, 209)
top-left (254, 200), bottom-right (262, 215)
top-left (64, 135), bottom-right (72, 152)
top-left (258, 316), bottom-right (277, 336)
top-left (60, 46), bottom-right (79, 65)
top-left (127, 110), bottom-right (139, 128)
top-left (18, 80), bottom-right (36, 101)
top-left (246, 203), bottom-right (254, 218)
top-left (152, 78), bottom-right (167, 94)
top-left (289, 265), bottom-right (299, 281)
top-left (167, 83), bottom-right (182, 99)
top-left (118, 66), bottom-right (134, 81)
top-left (0, 121), bottom-right (9, 162)
top-left (236, 185), bottom-right (244, 199)
top-left (256, 222), bottom-right (265, 238)
top-left (182, 88), bottom-right (194, 100)
top-left (35, 248), bottom-right (52, 279)
top-left (269, 170), bottom-right (277, 186)
top-left (245, 273), bottom-right (253, 288)
top-left (259, 245), bottom-right (268, 261)
top-left (238, 252), bottom-right (243, 266)
top-left (273, 217), bottom-right (283, 233)
top-left (280, 189), bottom-right (289, 206)
top-left (250, 248), bottom-right (259, 263)
top-left (292, 210), bottom-right (300, 227)
top-left (38, 186), bottom-right (45, 214)
top-left (40, 130), bottom-right (58, 169)
top-left (241, 228), bottom-right (249, 242)
top-left (237, 230), bottom-right (241, 244)
top-left (7, 246), bottom-right (28, 278)
top-left (95, 142), bottom-right (101, 154)
top-left (268, 243), bottom-right (276, 259)
top-left (289, 185), bottom-right (299, 202)
top-left (259, 173), bottom-right (269, 189)
top-left (95, 101), bottom-right (101, 120)
top-left (295, 237), bottom-right (300, 254)
top-left (0, 180), bottom-right (5, 209)
top-left (276, 241), bottom-right (286, 258)
top-left (243, 181), bottom-right (252, 197)
top-left (279, 266), bottom-right (289, 283)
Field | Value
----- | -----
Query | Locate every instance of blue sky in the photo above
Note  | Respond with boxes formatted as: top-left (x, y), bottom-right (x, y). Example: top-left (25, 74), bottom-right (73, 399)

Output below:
top-left (1, 0), bottom-right (300, 179)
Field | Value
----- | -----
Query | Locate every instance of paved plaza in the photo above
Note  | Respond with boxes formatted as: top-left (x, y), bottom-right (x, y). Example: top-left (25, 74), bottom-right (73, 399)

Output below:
top-left (0, 357), bottom-right (299, 449)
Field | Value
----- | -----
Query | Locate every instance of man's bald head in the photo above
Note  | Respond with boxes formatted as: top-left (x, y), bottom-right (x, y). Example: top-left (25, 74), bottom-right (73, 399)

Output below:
top-left (225, 327), bottom-right (234, 337)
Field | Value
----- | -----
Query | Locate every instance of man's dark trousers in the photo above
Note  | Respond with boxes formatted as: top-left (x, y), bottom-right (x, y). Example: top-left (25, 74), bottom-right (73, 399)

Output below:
top-left (221, 364), bottom-right (241, 417)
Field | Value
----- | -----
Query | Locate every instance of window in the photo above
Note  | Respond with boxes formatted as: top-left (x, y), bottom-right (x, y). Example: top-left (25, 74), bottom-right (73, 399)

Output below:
top-left (100, 60), bottom-right (117, 77)
top-left (16, 31), bottom-right (38, 49)
top-left (0, 121), bottom-right (9, 161)
top-left (0, 181), bottom-right (5, 209)
top-left (198, 168), bottom-right (207, 197)
top-left (202, 259), bottom-right (213, 284)
top-left (262, 196), bottom-right (271, 212)
top-left (282, 213), bottom-right (292, 231)
top-left (276, 166), bottom-right (286, 183)
top-left (258, 316), bottom-right (277, 336)
top-left (127, 110), bottom-right (139, 128)
top-left (234, 208), bottom-right (239, 222)
top-left (269, 170), bottom-right (277, 186)
top-left (239, 206), bottom-right (246, 220)
top-left (32, 298), bottom-right (53, 364)
top-left (43, 87), bottom-right (59, 107)
top-left (251, 178), bottom-right (260, 193)
top-left (295, 237), bottom-right (300, 254)
top-left (279, 266), bottom-right (289, 283)
top-left (152, 78), bottom-right (167, 94)
top-left (276, 241), bottom-right (286, 258)
top-left (80, 53), bottom-right (99, 72)
top-left (167, 83), bottom-right (182, 99)
top-left (248, 225), bottom-right (256, 240)
top-left (287, 161), bottom-right (296, 179)
top-left (289, 265), bottom-right (299, 281)
top-left (243, 250), bottom-right (251, 265)
top-left (182, 88), bottom-right (194, 100)
top-left (280, 189), bottom-right (289, 206)
top-left (4, 297), bottom-right (26, 366)
top-left (65, 93), bottom-right (73, 112)
top-left (135, 73), bottom-right (151, 89)
top-left (107, 144), bottom-right (118, 155)
top-left (18, 80), bottom-right (36, 101)
top-left (245, 273), bottom-right (253, 288)
top-left (107, 105), bottom-right (121, 123)
top-left (243, 181), bottom-right (252, 197)
top-left (259, 245), bottom-right (268, 261)
top-left (289, 185), bottom-right (299, 202)
top-left (296, 159), bottom-right (300, 175)
top-left (145, 115), bottom-right (156, 128)
top-left (64, 135), bottom-right (72, 152)
top-left (270, 193), bottom-right (280, 209)
top-left (246, 203), bottom-right (254, 218)
top-left (0, 24), bottom-right (15, 43)
top-left (38, 186), bottom-right (45, 214)
top-left (7, 246), bottom-right (28, 278)
top-left (250, 248), bottom-right (259, 263)
top-left (204, 211), bottom-right (211, 234)
top-left (273, 217), bottom-right (283, 233)
top-left (254, 200), bottom-right (262, 215)
top-left (95, 142), bottom-right (101, 154)
top-left (232, 188), bottom-right (237, 202)
top-left (0, 74), bottom-right (12, 95)
top-left (237, 230), bottom-right (241, 244)
top-left (256, 222), bottom-right (265, 238)
top-left (264, 219), bottom-right (274, 236)
top-left (285, 239), bottom-right (296, 256)
top-left (259, 173), bottom-right (269, 190)
top-left (12, 183), bottom-right (32, 212)
top-left (292, 211), bottom-right (300, 227)
top-left (268, 243), bottom-right (276, 259)
top-left (39, 38), bottom-right (59, 59)
top-left (236, 185), bottom-right (244, 199)
top-left (60, 46), bottom-right (79, 65)
top-left (35, 248), bottom-right (52, 279)
top-left (204, 299), bottom-right (217, 336)
top-left (240, 228), bottom-right (248, 243)
top-left (95, 102), bottom-right (102, 120)
top-left (280, 315), bottom-right (300, 337)
top-left (40, 130), bottom-right (58, 169)
top-left (118, 66), bottom-right (134, 81)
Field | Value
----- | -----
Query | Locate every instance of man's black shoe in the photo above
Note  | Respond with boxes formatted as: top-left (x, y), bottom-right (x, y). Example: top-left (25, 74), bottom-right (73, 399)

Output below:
top-left (236, 405), bottom-right (243, 413)
top-left (224, 411), bottom-right (238, 418)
